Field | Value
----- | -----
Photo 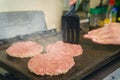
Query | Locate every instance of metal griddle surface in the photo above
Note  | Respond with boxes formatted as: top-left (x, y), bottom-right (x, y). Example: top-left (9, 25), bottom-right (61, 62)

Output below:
top-left (0, 31), bottom-right (120, 80)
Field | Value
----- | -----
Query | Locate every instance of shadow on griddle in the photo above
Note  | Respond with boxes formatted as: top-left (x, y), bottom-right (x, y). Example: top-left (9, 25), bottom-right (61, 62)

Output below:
top-left (6, 54), bottom-right (30, 63)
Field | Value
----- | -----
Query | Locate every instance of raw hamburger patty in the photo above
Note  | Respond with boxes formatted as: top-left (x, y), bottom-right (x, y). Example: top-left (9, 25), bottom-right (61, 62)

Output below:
top-left (46, 41), bottom-right (83, 57)
top-left (27, 41), bottom-right (83, 76)
top-left (6, 41), bottom-right (43, 58)
top-left (28, 53), bottom-right (75, 76)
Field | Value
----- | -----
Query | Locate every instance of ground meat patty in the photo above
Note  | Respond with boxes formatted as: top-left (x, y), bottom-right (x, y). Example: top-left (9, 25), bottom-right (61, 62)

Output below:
top-left (28, 53), bottom-right (75, 76)
top-left (6, 41), bottom-right (43, 58)
top-left (27, 41), bottom-right (83, 76)
top-left (46, 41), bottom-right (83, 57)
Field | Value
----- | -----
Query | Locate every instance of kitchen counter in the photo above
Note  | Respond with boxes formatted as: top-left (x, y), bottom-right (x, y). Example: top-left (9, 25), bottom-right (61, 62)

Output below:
top-left (0, 31), bottom-right (120, 80)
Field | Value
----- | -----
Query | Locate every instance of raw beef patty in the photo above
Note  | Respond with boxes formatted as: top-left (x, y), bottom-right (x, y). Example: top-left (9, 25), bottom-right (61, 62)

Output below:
top-left (27, 41), bottom-right (83, 76)
top-left (28, 53), bottom-right (75, 76)
top-left (6, 41), bottom-right (43, 58)
top-left (46, 41), bottom-right (83, 57)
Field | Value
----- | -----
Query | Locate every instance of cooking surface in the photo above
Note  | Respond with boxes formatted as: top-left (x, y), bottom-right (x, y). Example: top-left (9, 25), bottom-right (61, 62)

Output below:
top-left (0, 31), bottom-right (120, 80)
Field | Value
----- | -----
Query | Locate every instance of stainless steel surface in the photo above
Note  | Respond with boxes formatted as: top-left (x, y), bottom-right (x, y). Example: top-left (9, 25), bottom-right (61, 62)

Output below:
top-left (103, 67), bottom-right (120, 80)
top-left (0, 11), bottom-right (47, 39)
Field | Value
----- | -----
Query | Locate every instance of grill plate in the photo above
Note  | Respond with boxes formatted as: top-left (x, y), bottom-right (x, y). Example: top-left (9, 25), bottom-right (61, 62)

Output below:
top-left (0, 31), bottom-right (120, 80)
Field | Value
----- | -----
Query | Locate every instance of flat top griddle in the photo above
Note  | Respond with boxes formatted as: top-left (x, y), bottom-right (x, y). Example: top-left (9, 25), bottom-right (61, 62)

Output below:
top-left (0, 31), bottom-right (120, 80)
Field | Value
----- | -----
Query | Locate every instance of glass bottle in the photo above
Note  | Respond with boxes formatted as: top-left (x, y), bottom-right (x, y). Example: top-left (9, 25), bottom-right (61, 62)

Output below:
top-left (104, 0), bottom-right (115, 25)
top-left (89, 8), bottom-right (101, 30)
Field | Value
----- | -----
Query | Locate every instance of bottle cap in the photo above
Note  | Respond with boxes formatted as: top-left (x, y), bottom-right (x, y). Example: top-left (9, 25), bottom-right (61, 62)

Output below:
top-left (109, 0), bottom-right (115, 5)
top-left (90, 8), bottom-right (101, 15)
